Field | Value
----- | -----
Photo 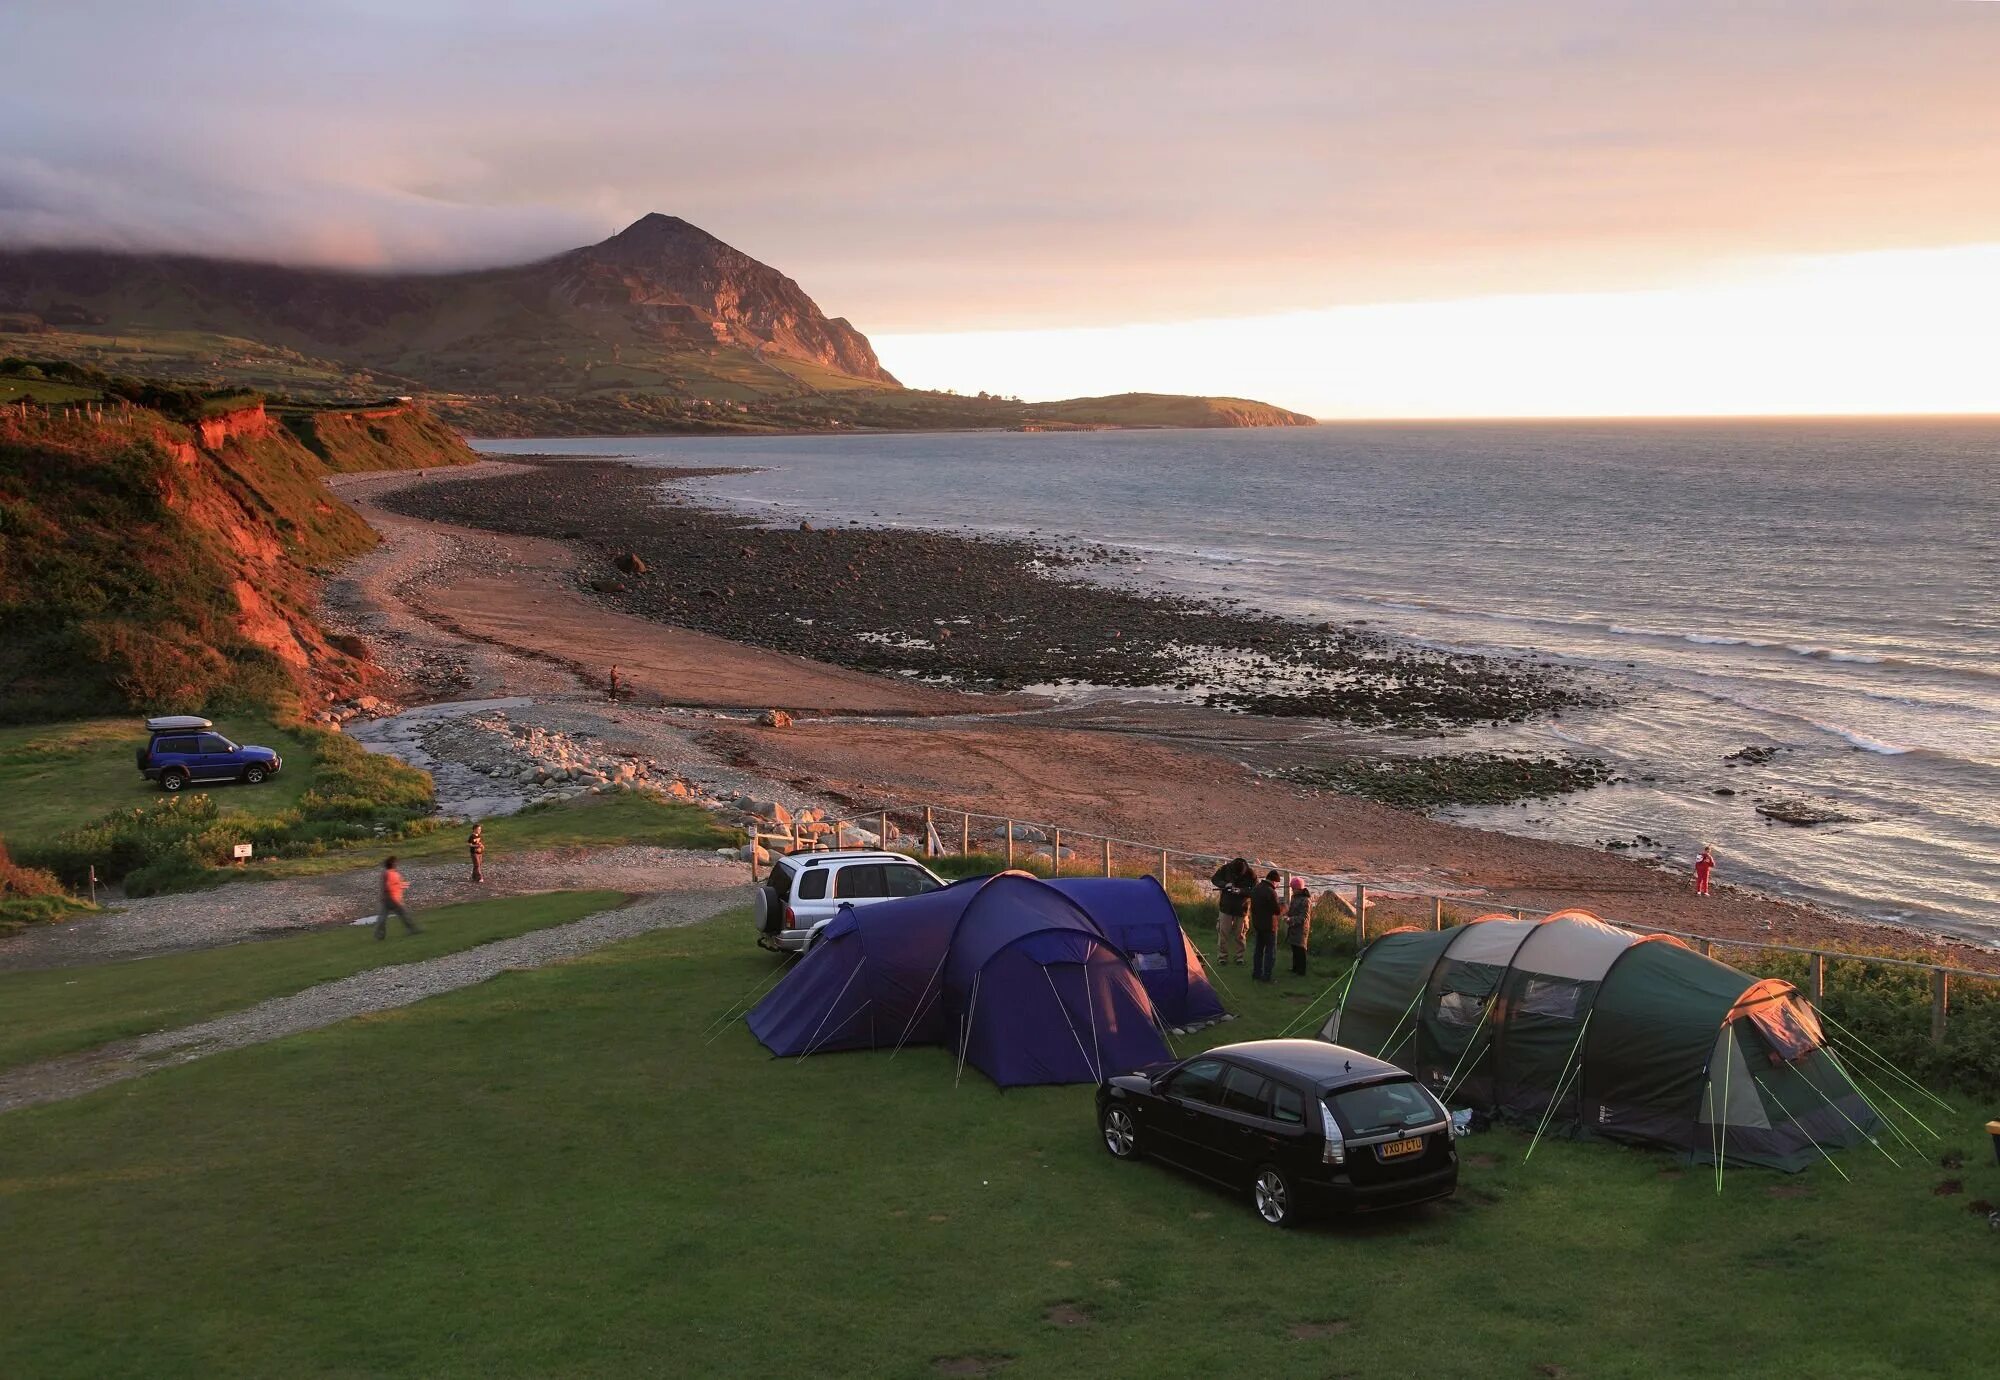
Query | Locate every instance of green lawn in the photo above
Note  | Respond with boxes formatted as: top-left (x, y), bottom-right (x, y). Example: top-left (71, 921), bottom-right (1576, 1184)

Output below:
top-left (246, 792), bottom-right (740, 880)
top-left (2, 906), bottom-right (1992, 1378)
top-left (0, 715), bottom-right (320, 850)
top-left (0, 890), bottom-right (626, 1073)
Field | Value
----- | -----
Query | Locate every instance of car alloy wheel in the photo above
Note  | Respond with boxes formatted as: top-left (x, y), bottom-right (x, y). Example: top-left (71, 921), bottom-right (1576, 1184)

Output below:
top-left (1253, 1168), bottom-right (1294, 1227)
top-left (244, 765), bottom-right (266, 784)
top-left (1102, 1106), bottom-right (1138, 1159)
top-left (161, 770), bottom-right (186, 792)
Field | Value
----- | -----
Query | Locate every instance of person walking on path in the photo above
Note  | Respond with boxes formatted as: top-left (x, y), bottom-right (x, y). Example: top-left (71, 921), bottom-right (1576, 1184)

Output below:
top-left (375, 856), bottom-right (421, 940)
top-left (1285, 877), bottom-right (1313, 975)
top-left (468, 824), bottom-right (486, 883)
top-left (1210, 857), bottom-right (1255, 966)
top-left (1694, 846), bottom-right (1715, 897)
top-left (1249, 870), bottom-right (1283, 983)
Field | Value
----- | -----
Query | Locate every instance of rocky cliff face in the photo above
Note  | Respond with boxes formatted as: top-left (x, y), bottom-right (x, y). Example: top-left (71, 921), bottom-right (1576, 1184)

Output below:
top-left (544, 215), bottom-right (895, 383)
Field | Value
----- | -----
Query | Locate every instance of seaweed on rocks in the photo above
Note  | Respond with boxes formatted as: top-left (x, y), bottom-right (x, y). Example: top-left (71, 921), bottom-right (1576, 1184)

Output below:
top-left (385, 459), bottom-right (1606, 733)
top-left (1279, 752), bottom-right (1615, 812)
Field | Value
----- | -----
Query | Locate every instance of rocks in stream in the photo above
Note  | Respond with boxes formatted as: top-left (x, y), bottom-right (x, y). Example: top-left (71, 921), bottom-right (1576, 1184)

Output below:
top-left (1755, 798), bottom-right (1861, 827)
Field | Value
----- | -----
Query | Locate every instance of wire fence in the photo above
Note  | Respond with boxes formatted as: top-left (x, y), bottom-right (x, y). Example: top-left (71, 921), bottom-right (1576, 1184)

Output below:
top-left (747, 797), bottom-right (1996, 1046)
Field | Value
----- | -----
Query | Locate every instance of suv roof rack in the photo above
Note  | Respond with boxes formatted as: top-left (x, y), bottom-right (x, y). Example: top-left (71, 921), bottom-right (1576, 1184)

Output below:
top-left (144, 715), bottom-right (214, 732)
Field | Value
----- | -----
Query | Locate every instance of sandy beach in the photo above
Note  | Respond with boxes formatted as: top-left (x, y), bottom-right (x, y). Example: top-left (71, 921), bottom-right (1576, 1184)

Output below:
top-left (331, 460), bottom-right (2000, 973)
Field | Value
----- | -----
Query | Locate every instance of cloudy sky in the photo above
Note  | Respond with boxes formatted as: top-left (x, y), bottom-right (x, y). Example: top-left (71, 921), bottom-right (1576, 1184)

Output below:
top-left (6, 1), bottom-right (1999, 416)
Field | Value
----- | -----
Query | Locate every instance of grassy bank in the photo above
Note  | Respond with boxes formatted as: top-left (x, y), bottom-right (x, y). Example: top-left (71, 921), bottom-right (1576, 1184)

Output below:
top-left (0, 890), bottom-right (627, 1074)
top-left (3, 714), bottom-right (435, 897)
top-left (1, 905), bottom-right (1991, 1378)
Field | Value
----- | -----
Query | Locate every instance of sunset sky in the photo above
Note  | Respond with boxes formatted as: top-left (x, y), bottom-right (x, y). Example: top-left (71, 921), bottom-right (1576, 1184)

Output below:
top-left (6, 1), bottom-right (1999, 417)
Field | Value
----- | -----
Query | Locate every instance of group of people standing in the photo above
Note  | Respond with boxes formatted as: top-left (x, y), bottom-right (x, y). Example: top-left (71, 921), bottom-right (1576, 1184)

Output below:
top-left (1209, 857), bottom-right (1313, 983)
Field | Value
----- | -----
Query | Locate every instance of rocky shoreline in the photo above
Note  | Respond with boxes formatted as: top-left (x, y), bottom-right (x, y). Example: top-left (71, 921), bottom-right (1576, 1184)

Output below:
top-left (382, 458), bottom-right (1605, 733)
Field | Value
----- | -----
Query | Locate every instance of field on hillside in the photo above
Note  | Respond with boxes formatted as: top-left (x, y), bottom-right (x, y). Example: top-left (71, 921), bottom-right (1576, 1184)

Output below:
top-left (3, 904), bottom-right (1991, 1379)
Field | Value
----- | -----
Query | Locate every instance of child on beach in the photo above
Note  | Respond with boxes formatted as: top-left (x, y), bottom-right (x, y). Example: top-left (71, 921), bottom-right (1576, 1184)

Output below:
top-left (1694, 846), bottom-right (1715, 897)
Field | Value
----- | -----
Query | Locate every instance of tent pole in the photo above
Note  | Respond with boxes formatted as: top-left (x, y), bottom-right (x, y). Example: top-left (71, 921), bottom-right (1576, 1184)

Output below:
top-left (1716, 1025), bottom-right (1735, 1193)
top-left (890, 948), bottom-right (954, 1058)
top-left (1083, 966), bottom-right (1101, 1080)
top-left (1438, 995), bottom-right (1499, 1101)
top-left (1522, 1012), bottom-right (1592, 1162)
top-left (1371, 987), bottom-right (1428, 1063)
top-left (1794, 1062), bottom-right (1899, 1167)
top-left (1752, 1075), bottom-right (1851, 1181)
top-left (1272, 959), bottom-right (1359, 1039)
top-left (1823, 1046), bottom-right (1930, 1153)
top-left (801, 1000), bottom-right (871, 1059)
top-left (1814, 1009), bottom-right (1954, 1113)
top-left (1044, 966), bottom-right (1101, 1083)
top-left (797, 958), bottom-right (866, 1063)
top-left (956, 972), bottom-right (981, 1087)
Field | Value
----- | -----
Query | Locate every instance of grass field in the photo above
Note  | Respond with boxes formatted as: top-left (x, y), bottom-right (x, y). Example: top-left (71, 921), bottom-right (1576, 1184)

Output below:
top-left (2, 904), bottom-right (1992, 1378)
top-left (0, 715), bottom-right (321, 849)
top-left (246, 792), bottom-right (740, 881)
top-left (0, 890), bottom-right (627, 1073)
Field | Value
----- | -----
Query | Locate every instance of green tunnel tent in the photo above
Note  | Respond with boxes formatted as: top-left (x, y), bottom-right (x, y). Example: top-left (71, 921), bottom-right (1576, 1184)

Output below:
top-left (1321, 909), bottom-right (1881, 1171)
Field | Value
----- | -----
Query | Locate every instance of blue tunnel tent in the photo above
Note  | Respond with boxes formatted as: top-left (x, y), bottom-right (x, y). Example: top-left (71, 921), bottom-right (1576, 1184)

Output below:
top-left (746, 872), bottom-right (1177, 1088)
top-left (1042, 876), bottom-right (1226, 1030)
top-left (1322, 909), bottom-right (1881, 1171)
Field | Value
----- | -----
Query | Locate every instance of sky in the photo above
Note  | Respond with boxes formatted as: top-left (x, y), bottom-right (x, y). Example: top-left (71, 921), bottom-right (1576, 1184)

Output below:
top-left (4, 1), bottom-right (1999, 417)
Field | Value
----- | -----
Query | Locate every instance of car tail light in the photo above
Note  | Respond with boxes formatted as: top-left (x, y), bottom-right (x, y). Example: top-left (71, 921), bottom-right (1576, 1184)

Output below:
top-left (1320, 1100), bottom-right (1346, 1166)
top-left (784, 904), bottom-right (796, 929)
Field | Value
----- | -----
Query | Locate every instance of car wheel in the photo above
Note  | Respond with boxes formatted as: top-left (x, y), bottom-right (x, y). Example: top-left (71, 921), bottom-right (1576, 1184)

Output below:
top-left (1101, 1105), bottom-right (1140, 1159)
top-left (161, 769), bottom-right (188, 793)
top-left (1252, 1164), bottom-right (1299, 1228)
top-left (243, 764), bottom-right (267, 785)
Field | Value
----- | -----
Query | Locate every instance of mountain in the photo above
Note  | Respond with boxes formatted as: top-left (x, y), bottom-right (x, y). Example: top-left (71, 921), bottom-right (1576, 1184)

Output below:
top-left (0, 216), bottom-right (1313, 432)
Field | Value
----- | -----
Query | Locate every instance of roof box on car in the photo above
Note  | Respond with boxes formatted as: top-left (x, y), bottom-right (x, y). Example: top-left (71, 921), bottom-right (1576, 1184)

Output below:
top-left (144, 715), bottom-right (214, 732)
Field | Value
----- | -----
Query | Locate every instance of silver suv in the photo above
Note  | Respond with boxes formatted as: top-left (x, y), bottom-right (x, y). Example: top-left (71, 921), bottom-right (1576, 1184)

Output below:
top-left (754, 851), bottom-right (947, 952)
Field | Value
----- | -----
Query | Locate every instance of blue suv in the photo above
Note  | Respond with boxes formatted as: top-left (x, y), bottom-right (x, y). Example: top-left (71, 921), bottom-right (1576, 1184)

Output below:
top-left (137, 716), bottom-right (282, 792)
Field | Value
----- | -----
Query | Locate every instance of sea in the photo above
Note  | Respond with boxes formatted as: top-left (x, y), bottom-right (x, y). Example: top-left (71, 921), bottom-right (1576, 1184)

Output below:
top-left (476, 421), bottom-right (2000, 945)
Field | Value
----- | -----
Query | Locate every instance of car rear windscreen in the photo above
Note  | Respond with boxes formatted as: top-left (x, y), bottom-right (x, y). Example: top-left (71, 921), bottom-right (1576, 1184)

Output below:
top-left (1328, 1080), bottom-right (1442, 1137)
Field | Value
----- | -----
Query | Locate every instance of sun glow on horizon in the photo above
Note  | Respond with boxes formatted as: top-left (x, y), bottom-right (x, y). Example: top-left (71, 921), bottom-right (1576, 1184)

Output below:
top-left (874, 244), bottom-right (2000, 421)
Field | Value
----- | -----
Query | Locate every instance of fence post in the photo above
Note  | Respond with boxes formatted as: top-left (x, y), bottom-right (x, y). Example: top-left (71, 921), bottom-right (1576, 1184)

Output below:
top-left (1159, 846), bottom-right (1169, 882)
top-left (89, 864), bottom-right (98, 906)
top-left (1052, 828), bottom-right (1062, 874)
top-left (1698, 938), bottom-right (1711, 957)
top-left (835, 818), bottom-right (847, 849)
top-left (1432, 896), bottom-right (1443, 931)
top-left (1810, 952), bottom-right (1825, 1003)
top-left (879, 809), bottom-right (890, 850)
top-left (1102, 837), bottom-right (1113, 877)
top-left (924, 806), bottom-right (935, 858)
top-left (1932, 970), bottom-right (1949, 1045)
top-left (1354, 884), bottom-right (1368, 946)
top-left (1006, 820), bottom-right (1015, 869)
top-left (1511, 907), bottom-right (1526, 920)
top-left (961, 812), bottom-right (971, 856)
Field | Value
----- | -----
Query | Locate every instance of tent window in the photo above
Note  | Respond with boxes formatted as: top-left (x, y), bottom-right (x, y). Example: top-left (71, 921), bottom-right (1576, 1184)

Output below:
top-left (1220, 1066), bottom-right (1270, 1117)
top-left (1743, 999), bottom-right (1822, 1061)
top-left (1438, 991), bottom-right (1482, 1027)
top-left (1519, 978), bottom-right (1583, 1020)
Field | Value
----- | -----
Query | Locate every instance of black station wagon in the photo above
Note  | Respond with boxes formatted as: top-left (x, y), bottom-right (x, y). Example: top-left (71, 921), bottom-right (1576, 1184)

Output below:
top-left (1096, 1038), bottom-right (1459, 1226)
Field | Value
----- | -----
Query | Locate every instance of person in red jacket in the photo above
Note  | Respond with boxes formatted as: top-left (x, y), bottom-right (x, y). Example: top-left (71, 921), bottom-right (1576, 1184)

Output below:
top-left (375, 856), bottom-right (422, 940)
top-left (1694, 846), bottom-right (1715, 897)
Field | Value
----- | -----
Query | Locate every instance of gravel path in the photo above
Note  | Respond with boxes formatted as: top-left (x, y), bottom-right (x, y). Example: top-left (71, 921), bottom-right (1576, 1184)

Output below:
top-left (0, 885), bottom-right (747, 1115)
top-left (0, 847), bottom-right (748, 973)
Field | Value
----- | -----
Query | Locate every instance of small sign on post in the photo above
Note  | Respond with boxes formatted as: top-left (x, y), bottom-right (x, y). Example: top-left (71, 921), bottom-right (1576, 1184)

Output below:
top-left (232, 842), bottom-right (254, 863)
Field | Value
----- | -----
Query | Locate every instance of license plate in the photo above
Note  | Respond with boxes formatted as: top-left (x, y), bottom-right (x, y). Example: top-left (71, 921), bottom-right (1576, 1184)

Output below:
top-left (1378, 1136), bottom-right (1424, 1158)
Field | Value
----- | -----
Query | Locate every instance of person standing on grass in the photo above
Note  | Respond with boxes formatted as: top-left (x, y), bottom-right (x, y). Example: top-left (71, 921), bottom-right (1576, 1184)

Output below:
top-left (468, 824), bottom-right (486, 883)
top-left (1210, 857), bottom-right (1255, 966)
top-left (375, 856), bottom-right (421, 940)
top-left (1285, 877), bottom-right (1313, 976)
top-left (1249, 869), bottom-right (1283, 983)
top-left (1695, 846), bottom-right (1715, 897)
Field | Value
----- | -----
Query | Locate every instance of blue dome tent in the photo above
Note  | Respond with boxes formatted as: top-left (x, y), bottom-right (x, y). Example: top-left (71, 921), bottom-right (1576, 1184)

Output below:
top-left (746, 872), bottom-right (1183, 1087)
